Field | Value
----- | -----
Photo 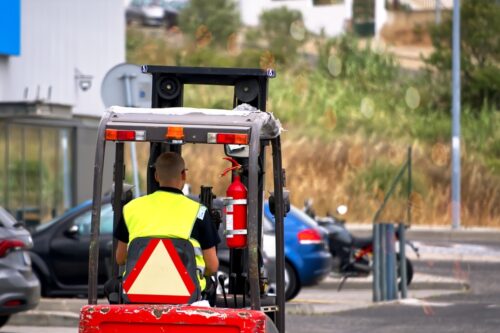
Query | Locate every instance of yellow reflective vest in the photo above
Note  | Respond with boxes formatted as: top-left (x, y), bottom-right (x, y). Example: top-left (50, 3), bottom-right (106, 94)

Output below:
top-left (123, 190), bottom-right (207, 290)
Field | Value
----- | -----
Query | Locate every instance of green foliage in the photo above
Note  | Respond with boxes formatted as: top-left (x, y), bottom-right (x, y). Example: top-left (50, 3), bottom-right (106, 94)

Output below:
top-left (124, 18), bottom-right (500, 174)
top-left (349, 160), bottom-right (426, 201)
top-left (317, 35), bottom-right (398, 84)
top-left (426, 0), bottom-right (500, 110)
top-left (179, 0), bottom-right (240, 48)
top-left (126, 28), bottom-right (178, 65)
top-left (246, 7), bottom-right (306, 65)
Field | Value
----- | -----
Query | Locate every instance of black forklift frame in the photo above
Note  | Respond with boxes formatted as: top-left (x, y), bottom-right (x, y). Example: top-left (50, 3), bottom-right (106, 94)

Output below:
top-left (87, 66), bottom-right (286, 333)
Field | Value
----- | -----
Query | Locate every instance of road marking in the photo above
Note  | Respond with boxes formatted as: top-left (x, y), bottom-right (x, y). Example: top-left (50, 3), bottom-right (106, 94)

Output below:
top-left (399, 298), bottom-right (453, 307)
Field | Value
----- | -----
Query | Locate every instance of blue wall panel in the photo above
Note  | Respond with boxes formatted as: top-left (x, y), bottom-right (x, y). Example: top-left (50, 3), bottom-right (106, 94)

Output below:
top-left (0, 0), bottom-right (21, 56)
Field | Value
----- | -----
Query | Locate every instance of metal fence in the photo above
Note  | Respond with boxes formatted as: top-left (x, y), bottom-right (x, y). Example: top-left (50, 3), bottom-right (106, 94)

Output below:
top-left (372, 146), bottom-right (412, 302)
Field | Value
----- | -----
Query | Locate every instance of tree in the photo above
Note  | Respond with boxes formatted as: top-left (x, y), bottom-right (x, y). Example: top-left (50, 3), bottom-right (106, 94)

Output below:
top-left (246, 7), bottom-right (306, 65)
top-left (179, 0), bottom-right (240, 49)
top-left (426, 0), bottom-right (500, 111)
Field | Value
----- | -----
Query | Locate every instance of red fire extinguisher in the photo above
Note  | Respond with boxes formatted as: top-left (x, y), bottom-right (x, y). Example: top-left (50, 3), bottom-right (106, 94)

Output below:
top-left (221, 157), bottom-right (247, 248)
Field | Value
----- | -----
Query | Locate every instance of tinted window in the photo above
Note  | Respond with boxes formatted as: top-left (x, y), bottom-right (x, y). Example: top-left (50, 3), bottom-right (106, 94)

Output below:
top-left (73, 203), bottom-right (114, 236)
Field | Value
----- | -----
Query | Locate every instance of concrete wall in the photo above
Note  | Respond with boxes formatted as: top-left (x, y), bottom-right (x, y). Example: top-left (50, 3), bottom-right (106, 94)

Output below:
top-left (239, 0), bottom-right (387, 37)
top-left (239, 0), bottom-right (348, 36)
top-left (0, 0), bottom-right (125, 117)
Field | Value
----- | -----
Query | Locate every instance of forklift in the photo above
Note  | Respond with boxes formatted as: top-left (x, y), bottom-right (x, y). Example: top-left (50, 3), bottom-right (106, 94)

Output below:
top-left (80, 66), bottom-right (289, 332)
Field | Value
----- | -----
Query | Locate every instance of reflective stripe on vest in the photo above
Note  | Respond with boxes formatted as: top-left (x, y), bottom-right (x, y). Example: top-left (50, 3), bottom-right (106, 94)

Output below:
top-left (123, 191), bottom-right (207, 290)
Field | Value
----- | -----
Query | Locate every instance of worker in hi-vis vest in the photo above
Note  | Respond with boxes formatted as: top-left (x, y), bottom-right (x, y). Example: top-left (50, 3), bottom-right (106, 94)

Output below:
top-left (114, 152), bottom-right (220, 291)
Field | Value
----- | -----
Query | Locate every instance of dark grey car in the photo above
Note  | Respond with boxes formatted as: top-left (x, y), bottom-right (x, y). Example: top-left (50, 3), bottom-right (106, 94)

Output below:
top-left (0, 207), bottom-right (40, 328)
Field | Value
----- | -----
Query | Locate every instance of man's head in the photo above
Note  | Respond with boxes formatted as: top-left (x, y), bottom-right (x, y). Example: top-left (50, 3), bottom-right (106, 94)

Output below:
top-left (154, 152), bottom-right (187, 189)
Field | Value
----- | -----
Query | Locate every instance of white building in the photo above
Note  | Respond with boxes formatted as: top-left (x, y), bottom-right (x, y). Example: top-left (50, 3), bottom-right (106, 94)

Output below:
top-left (238, 0), bottom-right (387, 37)
top-left (0, 0), bottom-right (125, 117)
top-left (0, 0), bottom-right (124, 226)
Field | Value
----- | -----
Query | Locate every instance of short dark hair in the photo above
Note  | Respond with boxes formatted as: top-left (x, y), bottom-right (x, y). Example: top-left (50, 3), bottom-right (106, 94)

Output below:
top-left (154, 152), bottom-right (185, 182)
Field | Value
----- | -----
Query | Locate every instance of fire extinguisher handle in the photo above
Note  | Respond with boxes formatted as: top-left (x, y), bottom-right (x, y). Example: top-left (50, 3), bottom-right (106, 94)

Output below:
top-left (223, 156), bottom-right (240, 167)
top-left (220, 165), bottom-right (241, 177)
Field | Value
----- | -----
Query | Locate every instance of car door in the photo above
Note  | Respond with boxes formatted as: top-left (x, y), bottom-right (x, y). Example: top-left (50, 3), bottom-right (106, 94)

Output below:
top-left (48, 203), bottom-right (114, 287)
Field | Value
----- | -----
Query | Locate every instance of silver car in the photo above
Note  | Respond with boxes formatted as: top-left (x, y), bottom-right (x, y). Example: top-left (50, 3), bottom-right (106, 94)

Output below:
top-left (126, 0), bottom-right (166, 27)
top-left (0, 207), bottom-right (40, 328)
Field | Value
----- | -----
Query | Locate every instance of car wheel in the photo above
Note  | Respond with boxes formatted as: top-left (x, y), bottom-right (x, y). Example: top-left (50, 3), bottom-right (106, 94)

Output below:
top-left (285, 261), bottom-right (300, 301)
top-left (0, 315), bottom-right (10, 328)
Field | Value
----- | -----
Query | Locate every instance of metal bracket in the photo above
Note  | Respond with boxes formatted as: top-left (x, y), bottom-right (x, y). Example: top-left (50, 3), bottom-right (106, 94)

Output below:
top-left (224, 229), bottom-right (248, 236)
top-left (222, 198), bottom-right (248, 206)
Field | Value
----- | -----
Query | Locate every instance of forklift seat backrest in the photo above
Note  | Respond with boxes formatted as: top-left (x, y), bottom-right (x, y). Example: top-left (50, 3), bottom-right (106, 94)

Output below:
top-left (121, 237), bottom-right (201, 304)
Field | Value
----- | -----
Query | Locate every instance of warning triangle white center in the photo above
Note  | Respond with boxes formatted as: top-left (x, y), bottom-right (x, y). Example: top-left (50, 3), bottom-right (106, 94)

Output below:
top-left (127, 241), bottom-right (190, 296)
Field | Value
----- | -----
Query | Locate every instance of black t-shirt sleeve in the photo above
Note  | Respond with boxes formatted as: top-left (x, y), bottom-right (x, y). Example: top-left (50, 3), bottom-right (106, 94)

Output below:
top-left (190, 207), bottom-right (221, 250)
top-left (114, 215), bottom-right (129, 243)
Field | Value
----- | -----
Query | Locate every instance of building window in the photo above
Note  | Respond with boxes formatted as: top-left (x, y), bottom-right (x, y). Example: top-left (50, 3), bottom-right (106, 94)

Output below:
top-left (0, 121), bottom-right (74, 229)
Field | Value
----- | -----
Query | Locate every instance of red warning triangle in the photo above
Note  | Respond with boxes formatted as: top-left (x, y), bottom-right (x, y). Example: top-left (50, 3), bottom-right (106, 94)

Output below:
top-left (122, 239), bottom-right (196, 304)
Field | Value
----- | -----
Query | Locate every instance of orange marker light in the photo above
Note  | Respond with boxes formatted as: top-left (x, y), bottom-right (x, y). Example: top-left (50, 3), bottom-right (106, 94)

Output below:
top-left (166, 127), bottom-right (184, 141)
top-left (105, 129), bottom-right (118, 141)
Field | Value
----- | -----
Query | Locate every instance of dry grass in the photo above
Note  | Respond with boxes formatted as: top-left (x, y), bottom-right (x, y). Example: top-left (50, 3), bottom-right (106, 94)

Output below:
top-left (125, 134), bottom-right (500, 228)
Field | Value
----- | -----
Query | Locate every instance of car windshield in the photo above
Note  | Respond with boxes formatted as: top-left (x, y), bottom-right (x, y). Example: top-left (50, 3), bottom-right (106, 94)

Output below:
top-left (0, 207), bottom-right (19, 228)
top-left (34, 201), bottom-right (91, 233)
top-left (144, 0), bottom-right (163, 6)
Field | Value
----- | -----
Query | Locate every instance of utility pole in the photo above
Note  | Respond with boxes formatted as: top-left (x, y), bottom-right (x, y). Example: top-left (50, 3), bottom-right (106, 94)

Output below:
top-left (451, 0), bottom-right (461, 229)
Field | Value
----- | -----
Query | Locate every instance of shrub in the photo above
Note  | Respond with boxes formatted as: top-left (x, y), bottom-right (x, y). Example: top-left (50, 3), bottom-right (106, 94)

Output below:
top-left (179, 0), bottom-right (240, 49)
top-left (426, 0), bottom-right (500, 111)
top-left (245, 7), bottom-right (306, 65)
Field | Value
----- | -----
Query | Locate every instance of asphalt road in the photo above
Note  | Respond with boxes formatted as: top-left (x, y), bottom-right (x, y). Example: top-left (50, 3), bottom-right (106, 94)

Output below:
top-left (287, 235), bottom-right (500, 333)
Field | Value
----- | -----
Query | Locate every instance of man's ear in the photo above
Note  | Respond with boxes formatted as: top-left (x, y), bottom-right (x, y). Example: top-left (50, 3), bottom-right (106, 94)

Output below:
top-left (154, 171), bottom-right (159, 182)
top-left (181, 170), bottom-right (186, 182)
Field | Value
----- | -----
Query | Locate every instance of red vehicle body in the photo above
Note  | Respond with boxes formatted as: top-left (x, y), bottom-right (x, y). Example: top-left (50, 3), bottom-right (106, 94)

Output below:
top-left (80, 304), bottom-right (268, 333)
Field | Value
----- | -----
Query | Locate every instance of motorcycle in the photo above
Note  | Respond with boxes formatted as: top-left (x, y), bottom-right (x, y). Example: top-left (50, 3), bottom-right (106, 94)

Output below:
top-left (303, 199), bottom-right (419, 291)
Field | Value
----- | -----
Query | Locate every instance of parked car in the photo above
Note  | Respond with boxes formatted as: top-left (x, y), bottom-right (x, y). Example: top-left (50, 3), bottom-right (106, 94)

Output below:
top-left (0, 207), bottom-right (40, 328)
top-left (263, 202), bottom-right (332, 301)
top-left (126, 0), bottom-right (165, 27)
top-left (29, 195), bottom-right (331, 302)
top-left (163, 0), bottom-right (189, 28)
top-left (217, 201), bottom-right (332, 301)
top-left (29, 198), bottom-right (114, 297)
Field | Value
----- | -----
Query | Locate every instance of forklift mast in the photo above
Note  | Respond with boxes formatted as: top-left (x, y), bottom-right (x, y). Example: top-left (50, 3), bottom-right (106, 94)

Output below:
top-left (143, 65), bottom-right (274, 304)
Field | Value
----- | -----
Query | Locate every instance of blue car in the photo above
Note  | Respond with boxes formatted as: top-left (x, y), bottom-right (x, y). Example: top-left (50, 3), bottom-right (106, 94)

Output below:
top-left (264, 203), bottom-right (332, 301)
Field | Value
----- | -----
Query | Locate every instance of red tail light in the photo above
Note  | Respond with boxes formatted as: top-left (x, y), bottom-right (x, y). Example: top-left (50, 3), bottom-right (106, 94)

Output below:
top-left (0, 240), bottom-right (26, 257)
top-left (207, 133), bottom-right (249, 144)
top-left (297, 229), bottom-right (323, 245)
top-left (105, 129), bottom-right (141, 141)
top-left (4, 300), bottom-right (23, 307)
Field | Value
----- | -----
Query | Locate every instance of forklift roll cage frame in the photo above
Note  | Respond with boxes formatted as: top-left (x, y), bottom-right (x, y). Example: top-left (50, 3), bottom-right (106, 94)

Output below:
top-left (86, 66), bottom-right (287, 332)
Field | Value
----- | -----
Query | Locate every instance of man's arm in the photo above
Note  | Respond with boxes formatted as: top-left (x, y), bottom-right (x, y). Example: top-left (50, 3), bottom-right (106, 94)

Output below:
top-left (202, 246), bottom-right (219, 276)
top-left (116, 240), bottom-right (128, 266)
